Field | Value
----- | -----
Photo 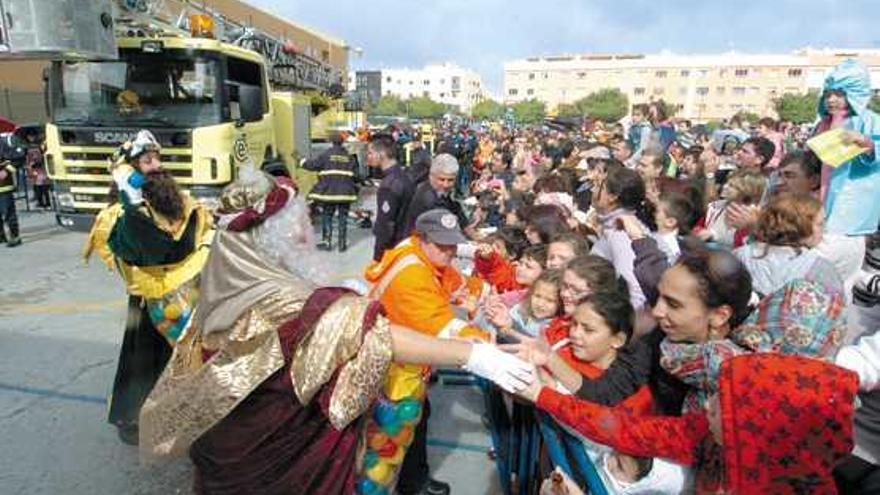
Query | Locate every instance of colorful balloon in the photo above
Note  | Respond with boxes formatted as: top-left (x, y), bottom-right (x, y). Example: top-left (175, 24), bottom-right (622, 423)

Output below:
top-left (373, 401), bottom-right (397, 426)
top-left (363, 450), bottom-right (379, 469)
top-left (368, 432), bottom-right (388, 451)
top-left (378, 439), bottom-right (397, 458)
top-left (366, 461), bottom-right (392, 485)
top-left (381, 419), bottom-right (403, 436)
top-left (392, 425), bottom-right (414, 446)
top-left (396, 398), bottom-right (421, 421)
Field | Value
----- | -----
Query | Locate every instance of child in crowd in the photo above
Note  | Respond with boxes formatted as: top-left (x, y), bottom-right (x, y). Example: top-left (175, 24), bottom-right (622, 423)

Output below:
top-left (547, 232), bottom-right (591, 270)
top-left (651, 191), bottom-right (699, 264)
top-left (473, 226), bottom-right (529, 293)
top-left (695, 169), bottom-right (766, 247)
top-left (483, 269), bottom-right (562, 342)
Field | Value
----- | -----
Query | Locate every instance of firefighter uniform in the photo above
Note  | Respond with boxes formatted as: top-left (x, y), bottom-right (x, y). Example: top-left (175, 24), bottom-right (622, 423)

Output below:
top-left (372, 163), bottom-right (414, 261)
top-left (0, 159), bottom-right (19, 246)
top-left (303, 143), bottom-right (358, 251)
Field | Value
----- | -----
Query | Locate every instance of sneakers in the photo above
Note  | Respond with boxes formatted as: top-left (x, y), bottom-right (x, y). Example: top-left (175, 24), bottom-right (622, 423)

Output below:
top-left (402, 478), bottom-right (451, 495)
top-left (853, 273), bottom-right (880, 307)
top-left (6, 237), bottom-right (21, 247)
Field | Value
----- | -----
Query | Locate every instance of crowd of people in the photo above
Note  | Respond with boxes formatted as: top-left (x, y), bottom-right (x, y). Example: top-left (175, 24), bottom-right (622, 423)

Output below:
top-left (350, 58), bottom-right (880, 494)
top-left (81, 58), bottom-right (880, 495)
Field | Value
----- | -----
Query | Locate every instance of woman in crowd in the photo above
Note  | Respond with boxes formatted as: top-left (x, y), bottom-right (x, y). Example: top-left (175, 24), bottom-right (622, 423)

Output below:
top-left (590, 165), bottom-right (655, 310)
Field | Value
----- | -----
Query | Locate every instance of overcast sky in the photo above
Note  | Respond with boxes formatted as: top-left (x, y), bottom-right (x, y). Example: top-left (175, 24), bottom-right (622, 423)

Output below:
top-left (250, 0), bottom-right (880, 97)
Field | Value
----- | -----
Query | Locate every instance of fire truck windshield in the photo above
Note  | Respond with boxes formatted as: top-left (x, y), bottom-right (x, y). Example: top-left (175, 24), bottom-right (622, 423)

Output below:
top-left (52, 49), bottom-right (223, 128)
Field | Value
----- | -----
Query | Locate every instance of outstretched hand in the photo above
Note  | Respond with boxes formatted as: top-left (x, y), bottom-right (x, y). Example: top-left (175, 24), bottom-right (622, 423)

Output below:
top-left (464, 343), bottom-right (535, 394)
top-left (499, 335), bottom-right (553, 367)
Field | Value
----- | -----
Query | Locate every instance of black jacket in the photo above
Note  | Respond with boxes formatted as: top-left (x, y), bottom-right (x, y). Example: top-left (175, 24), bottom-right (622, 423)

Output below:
top-left (373, 164), bottom-right (414, 261)
top-left (403, 181), bottom-right (468, 236)
top-left (303, 144), bottom-right (358, 203)
top-left (407, 146), bottom-right (432, 185)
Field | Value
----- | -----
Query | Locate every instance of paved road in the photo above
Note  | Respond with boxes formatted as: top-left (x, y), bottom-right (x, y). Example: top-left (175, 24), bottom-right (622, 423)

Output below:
top-left (0, 201), bottom-right (499, 494)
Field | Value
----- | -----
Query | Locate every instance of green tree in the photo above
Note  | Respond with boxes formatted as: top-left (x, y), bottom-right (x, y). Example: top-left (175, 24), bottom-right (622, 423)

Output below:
top-left (511, 98), bottom-right (546, 125)
top-left (405, 96), bottom-right (446, 119)
top-left (555, 103), bottom-right (581, 118)
top-left (370, 95), bottom-right (406, 116)
top-left (773, 91), bottom-right (819, 123)
top-left (573, 88), bottom-right (629, 122)
top-left (869, 94), bottom-right (880, 114)
top-left (471, 99), bottom-right (506, 121)
top-left (733, 110), bottom-right (761, 125)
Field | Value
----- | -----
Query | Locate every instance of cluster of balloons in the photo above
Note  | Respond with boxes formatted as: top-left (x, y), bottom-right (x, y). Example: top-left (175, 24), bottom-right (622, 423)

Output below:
top-left (147, 286), bottom-right (197, 342)
top-left (356, 393), bottom-right (424, 495)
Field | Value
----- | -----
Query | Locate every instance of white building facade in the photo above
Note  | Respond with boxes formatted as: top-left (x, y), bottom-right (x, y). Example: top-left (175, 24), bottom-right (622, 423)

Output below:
top-left (374, 63), bottom-right (485, 113)
top-left (503, 48), bottom-right (880, 121)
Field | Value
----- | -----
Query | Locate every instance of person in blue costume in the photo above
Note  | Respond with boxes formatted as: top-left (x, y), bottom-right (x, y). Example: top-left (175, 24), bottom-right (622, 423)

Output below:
top-left (814, 59), bottom-right (880, 237)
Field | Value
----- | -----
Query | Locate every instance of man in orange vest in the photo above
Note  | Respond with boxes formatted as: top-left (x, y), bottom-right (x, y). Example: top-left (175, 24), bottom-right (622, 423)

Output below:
top-left (364, 208), bottom-right (490, 495)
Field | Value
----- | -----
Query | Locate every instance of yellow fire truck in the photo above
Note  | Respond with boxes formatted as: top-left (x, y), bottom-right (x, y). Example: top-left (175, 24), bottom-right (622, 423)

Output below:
top-left (0, 0), bottom-right (363, 230)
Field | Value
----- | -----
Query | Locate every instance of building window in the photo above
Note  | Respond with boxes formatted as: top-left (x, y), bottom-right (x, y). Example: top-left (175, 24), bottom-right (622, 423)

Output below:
top-left (578, 72), bottom-right (586, 79)
top-left (788, 68), bottom-right (803, 77)
top-left (634, 87), bottom-right (646, 96)
top-left (386, 77), bottom-right (392, 83)
top-left (719, 69), bottom-right (728, 77)
top-left (423, 91), bottom-right (429, 98)
top-left (527, 88), bottom-right (534, 95)
top-left (440, 92), bottom-right (446, 98)
top-left (680, 69), bottom-right (690, 77)
top-left (408, 80), bottom-right (414, 85)
top-left (697, 103), bottom-right (708, 111)
top-left (696, 87), bottom-right (709, 96)
top-left (730, 104), bottom-right (743, 111)
top-left (508, 89), bottom-right (518, 96)
top-left (440, 78), bottom-right (445, 84)
top-left (732, 87), bottom-right (746, 96)
top-left (749, 86), bottom-right (760, 95)
top-left (679, 87), bottom-right (687, 96)
top-left (784, 87), bottom-right (799, 94)
top-left (528, 73), bottom-right (535, 80)
top-left (735, 68), bottom-right (749, 77)
top-left (655, 70), bottom-right (668, 78)
top-left (653, 87), bottom-right (665, 95)
top-left (698, 69), bottom-right (709, 78)
top-left (716, 86), bottom-right (726, 95)
top-left (423, 79), bottom-right (430, 85)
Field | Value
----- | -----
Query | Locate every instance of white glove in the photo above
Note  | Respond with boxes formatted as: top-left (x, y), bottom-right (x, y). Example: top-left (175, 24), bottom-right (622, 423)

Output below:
top-left (112, 165), bottom-right (144, 205)
top-left (464, 343), bottom-right (535, 393)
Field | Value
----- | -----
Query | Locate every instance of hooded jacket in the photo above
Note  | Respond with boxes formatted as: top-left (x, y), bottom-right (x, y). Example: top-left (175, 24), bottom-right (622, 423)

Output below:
top-left (816, 59), bottom-right (880, 235)
top-left (536, 353), bottom-right (857, 494)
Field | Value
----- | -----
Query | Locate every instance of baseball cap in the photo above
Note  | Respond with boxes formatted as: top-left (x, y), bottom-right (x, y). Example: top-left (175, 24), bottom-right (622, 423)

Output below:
top-left (416, 208), bottom-right (467, 246)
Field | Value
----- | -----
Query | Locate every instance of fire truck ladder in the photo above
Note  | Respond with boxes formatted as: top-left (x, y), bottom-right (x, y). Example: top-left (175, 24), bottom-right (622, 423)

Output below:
top-left (114, 0), bottom-right (343, 92)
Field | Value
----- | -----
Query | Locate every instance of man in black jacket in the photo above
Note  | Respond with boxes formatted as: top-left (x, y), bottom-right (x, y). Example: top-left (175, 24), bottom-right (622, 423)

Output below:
top-left (404, 153), bottom-right (471, 237)
top-left (303, 132), bottom-right (358, 251)
top-left (369, 134), bottom-right (414, 261)
top-left (407, 131), bottom-right (432, 185)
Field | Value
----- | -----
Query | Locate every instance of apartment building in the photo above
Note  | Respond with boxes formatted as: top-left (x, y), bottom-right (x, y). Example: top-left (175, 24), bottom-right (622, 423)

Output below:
top-left (357, 62), bottom-right (486, 113)
top-left (503, 48), bottom-right (880, 121)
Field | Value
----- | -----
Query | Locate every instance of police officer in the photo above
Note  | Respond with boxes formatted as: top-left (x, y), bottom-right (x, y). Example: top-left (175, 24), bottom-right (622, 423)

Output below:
top-left (368, 134), bottom-right (414, 261)
top-left (303, 131), bottom-right (358, 252)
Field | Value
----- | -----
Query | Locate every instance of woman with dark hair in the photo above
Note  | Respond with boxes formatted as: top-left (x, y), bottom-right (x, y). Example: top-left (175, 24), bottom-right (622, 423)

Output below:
top-left (523, 203), bottom-right (571, 245)
top-left (590, 166), bottom-right (655, 310)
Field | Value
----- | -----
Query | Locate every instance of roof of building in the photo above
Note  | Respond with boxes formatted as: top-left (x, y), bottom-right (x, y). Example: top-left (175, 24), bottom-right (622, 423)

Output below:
top-left (504, 48), bottom-right (880, 71)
